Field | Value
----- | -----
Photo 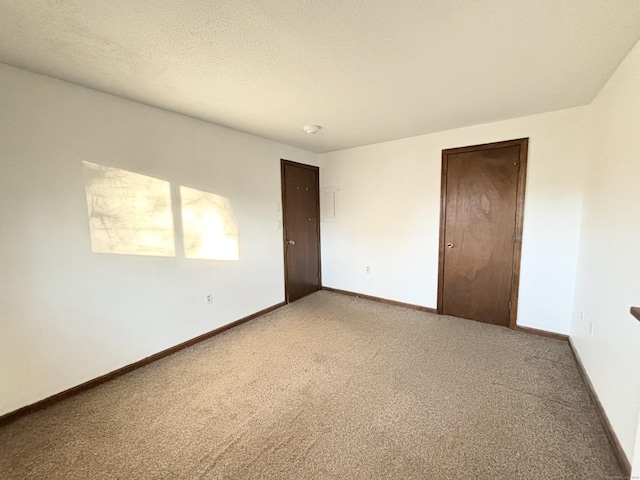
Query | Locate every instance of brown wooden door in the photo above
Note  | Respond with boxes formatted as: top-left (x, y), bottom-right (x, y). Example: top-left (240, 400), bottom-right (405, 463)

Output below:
top-left (281, 160), bottom-right (321, 303)
top-left (438, 139), bottom-right (528, 328)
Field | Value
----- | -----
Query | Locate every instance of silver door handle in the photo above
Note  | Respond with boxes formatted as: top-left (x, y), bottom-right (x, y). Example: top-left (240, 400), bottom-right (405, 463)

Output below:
top-left (287, 240), bottom-right (295, 245)
top-left (447, 243), bottom-right (454, 249)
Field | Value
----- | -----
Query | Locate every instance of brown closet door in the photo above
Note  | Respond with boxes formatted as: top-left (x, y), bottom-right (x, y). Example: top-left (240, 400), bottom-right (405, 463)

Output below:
top-left (281, 160), bottom-right (321, 302)
top-left (438, 139), bottom-right (528, 327)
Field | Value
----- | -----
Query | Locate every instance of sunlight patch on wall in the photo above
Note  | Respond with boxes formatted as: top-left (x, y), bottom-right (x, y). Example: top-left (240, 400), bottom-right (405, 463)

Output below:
top-left (83, 162), bottom-right (175, 257)
top-left (180, 186), bottom-right (239, 261)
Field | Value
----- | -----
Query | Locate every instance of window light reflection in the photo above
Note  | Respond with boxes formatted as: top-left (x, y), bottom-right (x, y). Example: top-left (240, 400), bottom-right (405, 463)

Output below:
top-left (180, 186), bottom-right (239, 261)
top-left (83, 161), bottom-right (175, 257)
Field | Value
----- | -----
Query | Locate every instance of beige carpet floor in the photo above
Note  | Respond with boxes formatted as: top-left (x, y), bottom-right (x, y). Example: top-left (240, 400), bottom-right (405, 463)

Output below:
top-left (0, 290), bottom-right (623, 479)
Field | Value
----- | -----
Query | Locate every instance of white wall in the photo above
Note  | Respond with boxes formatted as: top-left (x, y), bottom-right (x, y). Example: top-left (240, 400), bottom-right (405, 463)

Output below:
top-left (634, 422), bottom-right (640, 478)
top-left (320, 107), bottom-right (588, 335)
top-left (571, 40), bottom-right (640, 464)
top-left (0, 64), bottom-right (317, 416)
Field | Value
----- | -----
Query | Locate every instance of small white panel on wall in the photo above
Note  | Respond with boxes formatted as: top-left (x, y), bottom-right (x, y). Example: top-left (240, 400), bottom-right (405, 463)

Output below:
top-left (321, 187), bottom-right (339, 222)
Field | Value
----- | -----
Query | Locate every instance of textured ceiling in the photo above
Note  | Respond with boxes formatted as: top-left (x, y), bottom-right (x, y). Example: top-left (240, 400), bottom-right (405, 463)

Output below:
top-left (1, 1), bottom-right (639, 153)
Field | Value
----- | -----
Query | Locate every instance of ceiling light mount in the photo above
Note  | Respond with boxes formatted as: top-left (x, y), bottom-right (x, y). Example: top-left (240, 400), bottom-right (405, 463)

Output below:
top-left (302, 124), bottom-right (322, 135)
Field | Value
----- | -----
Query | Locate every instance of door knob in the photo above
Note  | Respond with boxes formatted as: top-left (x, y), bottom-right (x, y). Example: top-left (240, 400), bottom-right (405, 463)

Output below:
top-left (287, 240), bottom-right (296, 245)
top-left (447, 243), bottom-right (454, 249)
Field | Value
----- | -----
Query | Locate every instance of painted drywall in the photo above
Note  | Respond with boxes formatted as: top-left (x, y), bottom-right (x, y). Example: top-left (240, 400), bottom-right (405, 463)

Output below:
top-left (571, 39), bottom-right (640, 463)
top-left (0, 63), bottom-right (317, 416)
top-left (631, 419), bottom-right (640, 480)
top-left (319, 107), bottom-right (589, 335)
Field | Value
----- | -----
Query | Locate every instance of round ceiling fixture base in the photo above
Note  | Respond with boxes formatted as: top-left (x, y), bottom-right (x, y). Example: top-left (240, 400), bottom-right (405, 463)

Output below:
top-left (302, 124), bottom-right (322, 135)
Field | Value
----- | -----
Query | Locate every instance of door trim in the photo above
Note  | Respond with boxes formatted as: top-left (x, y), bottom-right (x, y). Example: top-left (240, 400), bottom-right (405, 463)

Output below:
top-left (436, 138), bottom-right (528, 329)
top-left (280, 159), bottom-right (322, 303)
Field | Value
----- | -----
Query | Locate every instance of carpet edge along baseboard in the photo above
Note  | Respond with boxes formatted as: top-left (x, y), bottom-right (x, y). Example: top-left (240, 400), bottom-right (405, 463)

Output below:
top-left (323, 286), bottom-right (571, 340)
top-left (0, 301), bottom-right (286, 428)
top-left (568, 338), bottom-right (631, 477)
top-left (322, 286), bottom-right (438, 314)
top-left (514, 325), bottom-right (568, 341)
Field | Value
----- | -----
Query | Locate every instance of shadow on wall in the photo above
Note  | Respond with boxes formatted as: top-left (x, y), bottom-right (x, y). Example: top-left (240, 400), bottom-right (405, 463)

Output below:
top-left (82, 161), bottom-right (239, 260)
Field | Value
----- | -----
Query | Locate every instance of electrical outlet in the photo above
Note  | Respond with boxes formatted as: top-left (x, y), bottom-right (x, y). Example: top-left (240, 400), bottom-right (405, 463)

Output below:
top-left (365, 266), bottom-right (371, 274)
top-left (205, 292), bottom-right (213, 305)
